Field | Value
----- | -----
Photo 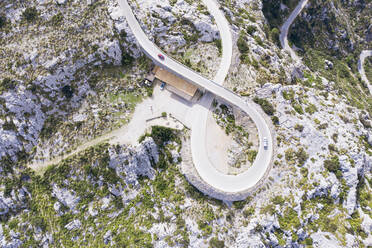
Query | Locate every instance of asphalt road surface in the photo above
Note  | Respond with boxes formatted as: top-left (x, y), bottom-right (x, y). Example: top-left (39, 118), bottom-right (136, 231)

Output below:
top-left (119, 0), bottom-right (273, 193)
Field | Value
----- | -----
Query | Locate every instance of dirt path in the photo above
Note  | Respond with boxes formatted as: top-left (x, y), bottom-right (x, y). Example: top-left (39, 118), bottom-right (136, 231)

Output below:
top-left (29, 84), bottom-right (192, 174)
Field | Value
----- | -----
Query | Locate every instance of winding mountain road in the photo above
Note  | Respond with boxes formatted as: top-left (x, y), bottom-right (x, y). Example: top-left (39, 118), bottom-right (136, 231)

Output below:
top-left (280, 0), bottom-right (308, 62)
top-left (358, 50), bottom-right (372, 94)
top-left (118, 0), bottom-right (273, 194)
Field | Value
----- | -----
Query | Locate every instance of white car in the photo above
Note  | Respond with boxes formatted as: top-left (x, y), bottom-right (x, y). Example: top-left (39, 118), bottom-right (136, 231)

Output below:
top-left (263, 137), bottom-right (268, 150)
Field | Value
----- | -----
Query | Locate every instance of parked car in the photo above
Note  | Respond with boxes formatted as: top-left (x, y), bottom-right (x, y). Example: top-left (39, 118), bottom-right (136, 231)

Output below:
top-left (160, 82), bottom-right (166, 90)
top-left (263, 137), bottom-right (268, 150)
top-left (158, 54), bottom-right (165, 61)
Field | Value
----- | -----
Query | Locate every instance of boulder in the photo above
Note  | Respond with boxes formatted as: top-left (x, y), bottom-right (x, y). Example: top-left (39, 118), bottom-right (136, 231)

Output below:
top-left (64, 219), bottom-right (81, 231)
top-left (55, 0), bottom-right (67, 5)
top-left (103, 230), bottom-right (112, 245)
top-left (324, 60), bottom-right (333, 69)
top-left (52, 185), bottom-right (80, 210)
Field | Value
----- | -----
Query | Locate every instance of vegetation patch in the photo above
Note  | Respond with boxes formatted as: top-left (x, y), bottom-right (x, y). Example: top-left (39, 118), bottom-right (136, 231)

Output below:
top-left (22, 7), bottom-right (39, 22)
top-left (253, 97), bottom-right (275, 115)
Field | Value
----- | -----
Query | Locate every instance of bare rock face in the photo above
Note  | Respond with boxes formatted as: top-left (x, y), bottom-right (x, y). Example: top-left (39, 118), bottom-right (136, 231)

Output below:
top-left (0, 89), bottom-right (44, 160)
top-left (52, 185), bottom-right (80, 211)
top-left (311, 232), bottom-right (341, 247)
top-left (118, 0), bottom-right (219, 51)
top-left (64, 219), bottom-right (81, 231)
top-left (0, 223), bottom-right (22, 248)
top-left (97, 39), bottom-right (123, 66)
top-left (55, 0), bottom-right (67, 5)
top-left (109, 137), bottom-right (159, 185)
top-left (366, 24), bottom-right (372, 42)
top-left (0, 187), bottom-right (30, 217)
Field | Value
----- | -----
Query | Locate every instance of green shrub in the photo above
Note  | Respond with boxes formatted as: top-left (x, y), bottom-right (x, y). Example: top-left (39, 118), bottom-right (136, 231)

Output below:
top-left (253, 97), bottom-right (275, 115)
top-left (233, 200), bottom-right (246, 209)
top-left (294, 124), bottom-right (304, 132)
top-left (156, 153), bottom-right (168, 169)
top-left (332, 133), bottom-right (338, 143)
top-left (50, 12), bottom-right (63, 26)
top-left (197, 220), bottom-right (212, 236)
top-left (278, 208), bottom-right (301, 230)
top-left (0, 15), bottom-right (6, 28)
top-left (296, 148), bottom-right (309, 166)
top-left (243, 207), bottom-right (255, 217)
top-left (61, 85), bottom-right (74, 98)
top-left (304, 237), bottom-right (313, 245)
top-left (270, 27), bottom-right (280, 45)
top-left (2, 120), bottom-right (17, 131)
top-left (237, 32), bottom-right (249, 54)
top-left (246, 25), bottom-right (257, 35)
top-left (247, 150), bottom-right (258, 163)
top-left (209, 237), bottom-right (225, 248)
top-left (146, 87), bottom-right (153, 97)
top-left (254, 36), bottom-right (264, 46)
top-left (328, 144), bottom-right (338, 153)
top-left (22, 7), bottom-right (38, 22)
top-left (324, 156), bottom-right (340, 174)
top-left (293, 104), bottom-right (304, 114)
top-left (161, 112), bottom-right (167, 117)
top-left (40, 115), bottom-right (61, 139)
top-left (272, 195), bottom-right (285, 205)
top-left (202, 206), bottom-right (215, 222)
top-left (282, 89), bottom-right (295, 101)
top-left (150, 126), bottom-right (176, 146)
top-left (121, 51), bottom-right (134, 66)
top-left (262, 0), bottom-right (281, 28)
top-left (0, 78), bottom-right (16, 93)
top-left (305, 104), bottom-right (317, 114)
top-left (300, 167), bottom-right (308, 177)
top-left (318, 123), bottom-right (328, 130)
top-left (271, 115), bottom-right (279, 125)
top-left (285, 148), bottom-right (295, 162)
top-left (214, 39), bottom-right (222, 55)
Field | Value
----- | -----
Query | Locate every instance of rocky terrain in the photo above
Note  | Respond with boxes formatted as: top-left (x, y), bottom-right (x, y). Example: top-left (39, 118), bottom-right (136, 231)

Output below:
top-left (211, 99), bottom-right (259, 173)
top-left (365, 56), bottom-right (372, 82)
top-left (0, 0), bottom-right (371, 247)
top-left (127, 0), bottom-right (222, 79)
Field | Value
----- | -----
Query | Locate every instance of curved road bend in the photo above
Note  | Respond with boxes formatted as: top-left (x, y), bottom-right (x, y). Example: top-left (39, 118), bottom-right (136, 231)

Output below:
top-left (118, 0), bottom-right (273, 193)
top-left (358, 50), bottom-right (372, 95)
top-left (280, 0), bottom-right (308, 62)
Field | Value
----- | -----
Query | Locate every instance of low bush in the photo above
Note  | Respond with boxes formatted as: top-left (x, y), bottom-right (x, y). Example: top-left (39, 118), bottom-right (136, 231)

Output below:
top-left (305, 104), bottom-right (317, 114)
top-left (293, 104), bottom-right (304, 114)
top-left (61, 85), bottom-right (74, 98)
top-left (296, 148), bottom-right (309, 166)
top-left (0, 15), bottom-right (6, 28)
top-left (50, 12), bottom-right (63, 26)
top-left (0, 78), bottom-right (16, 93)
top-left (22, 7), bottom-right (38, 22)
top-left (237, 32), bottom-right (249, 54)
top-left (253, 97), bottom-right (275, 115)
top-left (150, 126), bottom-right (176, 146)
top-left (324, 156), bottom-right (340, 174)
top-left (271, 115), bottom-right (279, 125)
top-left (294, 124), bottom-right (304, 132)
top-left (246, 25), bottom-right (257, 35)
top-left (121, 51), bottom-right (134, 66)
top-left (209, 237), bottom-right (225, 248)
top-left (270, 27), bottom-right (280, 45)
top-left (2, 120), bottom-right (17, 132)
